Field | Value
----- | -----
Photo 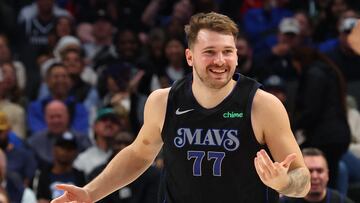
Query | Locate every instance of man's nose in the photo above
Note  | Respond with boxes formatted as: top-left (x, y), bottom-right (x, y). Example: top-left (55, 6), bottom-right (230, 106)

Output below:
top-left (213, 53), bottom-right (225, 66)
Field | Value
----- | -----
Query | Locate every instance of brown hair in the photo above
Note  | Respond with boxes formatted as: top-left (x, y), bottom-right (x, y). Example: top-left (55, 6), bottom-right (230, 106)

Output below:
top-left (291, 46), bottom-right (347, 115)
top-left (184, 12), bottom-right (239, 49)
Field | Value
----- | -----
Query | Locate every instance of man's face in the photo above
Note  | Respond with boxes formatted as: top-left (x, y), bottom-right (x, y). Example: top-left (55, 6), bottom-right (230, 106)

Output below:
top-left (116, 30), bottom-right (138, 60)
top-left (53, 146), bottom-right (77, 165)
top-left (45, 106), bottom-right (69, 134)
top-left (278, 33), bottom-right (300, 49)
top-left (304, 155), bottom-right (329, 198)
top-left (47, 66), bottom-right (71, 97)
top-left (165, 39), bottom-right (185, 64)
top-left (94, 117), bottom-right (120, 139)
top-left (186, 29), bottom-right (238, 89)
top-left (93, 20), bottom-right (113, 41)
top-left (37, 0), bottom-right (54, 14)
top-left (63, 51), bottom-right (83, 75)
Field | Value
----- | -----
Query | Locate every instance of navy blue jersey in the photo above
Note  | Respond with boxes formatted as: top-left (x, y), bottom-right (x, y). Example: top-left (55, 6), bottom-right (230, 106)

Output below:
top-left (160, 73), bottom-right (279, 203)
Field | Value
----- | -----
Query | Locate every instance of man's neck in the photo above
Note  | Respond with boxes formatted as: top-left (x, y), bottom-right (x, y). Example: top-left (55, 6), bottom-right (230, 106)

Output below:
top-left (192, 77), bottom-right (236, 109)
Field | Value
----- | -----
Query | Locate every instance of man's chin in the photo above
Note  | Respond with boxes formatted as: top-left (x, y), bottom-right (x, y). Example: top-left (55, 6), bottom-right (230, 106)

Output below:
top-left (308, 191), bottom-right (322, 198)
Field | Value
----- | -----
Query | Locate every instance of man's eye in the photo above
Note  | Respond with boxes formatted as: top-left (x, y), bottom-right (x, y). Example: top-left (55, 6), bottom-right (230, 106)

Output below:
top-left (224, 50), bottom-right (233, 54)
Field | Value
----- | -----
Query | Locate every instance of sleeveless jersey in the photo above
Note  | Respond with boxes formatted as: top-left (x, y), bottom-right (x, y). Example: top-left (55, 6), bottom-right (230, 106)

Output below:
top-left (160, 73), bottom-right (279, 203)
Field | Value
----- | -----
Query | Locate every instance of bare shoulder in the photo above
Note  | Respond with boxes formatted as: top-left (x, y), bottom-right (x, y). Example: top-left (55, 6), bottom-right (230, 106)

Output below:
top-left (252, 89), bottom-right (286, 116)
top-left (144, 88), bottom-right (171, 128)
top-left (147, 88), bottom-right (170, 102)
top-left (252, 89), bottom-right (290, 144)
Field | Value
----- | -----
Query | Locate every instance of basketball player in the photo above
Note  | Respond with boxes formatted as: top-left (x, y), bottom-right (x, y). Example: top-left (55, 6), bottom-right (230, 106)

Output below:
top-left (51, 12), bottom-right (310, 203)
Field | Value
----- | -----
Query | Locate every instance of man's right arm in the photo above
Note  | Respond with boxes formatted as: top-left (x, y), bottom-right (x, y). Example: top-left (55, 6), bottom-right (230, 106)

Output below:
top-left (51, 88), bottom-right (169, 203)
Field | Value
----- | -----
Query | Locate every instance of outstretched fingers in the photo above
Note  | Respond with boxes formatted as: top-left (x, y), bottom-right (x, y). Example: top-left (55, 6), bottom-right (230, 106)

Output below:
top-left (280, 153), bottom-right (297, 168)
top-left (254, 150), bottom-right (277, 180)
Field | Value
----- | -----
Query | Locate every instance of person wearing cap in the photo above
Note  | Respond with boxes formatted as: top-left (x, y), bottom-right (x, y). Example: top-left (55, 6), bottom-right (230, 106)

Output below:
top-left (0, 112), bottom-right (37, 187)
top-left (326, 9), bottom-right (360, 82)
top-left (73, 107), bottom-right (122, 177)
top-left (253, 17), bottom-right (301, 82)
top-left (35, 132), bottom-right (86, 201)
top-left (27, 100), bottom-right (91, 169)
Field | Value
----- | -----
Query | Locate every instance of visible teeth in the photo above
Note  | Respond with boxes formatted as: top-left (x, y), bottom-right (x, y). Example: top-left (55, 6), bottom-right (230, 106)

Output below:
top-left (210, 69), bottom-right (225, 73)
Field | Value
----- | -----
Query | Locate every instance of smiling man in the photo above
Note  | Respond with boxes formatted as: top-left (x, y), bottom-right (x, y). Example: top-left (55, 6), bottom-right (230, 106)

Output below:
top-left (280, 148), bottom-right (355, 203)
top-left (51, 12), bottom-right (310, 203)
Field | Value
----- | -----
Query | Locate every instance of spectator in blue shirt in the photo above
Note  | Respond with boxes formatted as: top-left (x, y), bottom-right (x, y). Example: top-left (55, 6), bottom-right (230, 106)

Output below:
top-left (27, 63), bottom-right (89, 135)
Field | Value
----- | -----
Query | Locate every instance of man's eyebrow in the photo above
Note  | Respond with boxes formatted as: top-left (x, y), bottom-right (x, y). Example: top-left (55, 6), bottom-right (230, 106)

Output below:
top-left (202, 46), bottom-right (236, 50)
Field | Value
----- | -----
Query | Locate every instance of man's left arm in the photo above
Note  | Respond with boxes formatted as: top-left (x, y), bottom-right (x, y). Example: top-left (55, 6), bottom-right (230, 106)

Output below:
top-left (252, 90), bottom-right (310, 197)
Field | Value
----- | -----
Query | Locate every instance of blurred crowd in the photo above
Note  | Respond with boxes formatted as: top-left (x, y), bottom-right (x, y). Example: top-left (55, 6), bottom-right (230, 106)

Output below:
top-left (0, 0), bottom-right (360, 202)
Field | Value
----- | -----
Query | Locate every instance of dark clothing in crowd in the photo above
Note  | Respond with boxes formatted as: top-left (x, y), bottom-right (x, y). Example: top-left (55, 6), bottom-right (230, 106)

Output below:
top-left (294, 60), bottom-right (351, 188)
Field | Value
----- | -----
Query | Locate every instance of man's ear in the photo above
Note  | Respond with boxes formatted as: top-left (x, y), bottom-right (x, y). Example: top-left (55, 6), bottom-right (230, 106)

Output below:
top-left (185, 48), bottom-right (193, 66)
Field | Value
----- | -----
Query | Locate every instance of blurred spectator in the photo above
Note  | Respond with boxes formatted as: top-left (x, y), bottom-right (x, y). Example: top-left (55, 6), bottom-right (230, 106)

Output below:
top-left (0, 62), bottom-right (27, 107)
top-left (164, 0), bottom-right (194, 41)
top-left (76, 23), bottom-right (94, 45)
top-left (326, 12), bottom-right (360, 82)
top-left (27, 63), bottom-right (89, 135)
top-left (317, 8), bottom-right (354, 51)
top-left (346, 96), bottom-right (360, 158)
top-left (73, 107), bottom-right (122, 177)
top-left (47, 15), bottom-right (75, 50)
top-left (313, 0), bottom-right (349, 43)
top-left (17, 0), bottom-right (71, 50)
top-left (0, 112), bottom-right (37, 187)
top-left (235, 34), bottom-right (255, 78)
top-left (161, 37), bottom-right (189, 87)
top-left (137, 27), bottom-right (168, 91)
top-left (39, 45), bottom-right (99, 118)
top-left (0, 34), bottom-right (27, 92)
top-left (0, 149), bottom-right (37, 203)
top-left (27, 100), bottom-right (91, 168)
top-left (294, 11), bottom-right (315, 47)
top-left (242, 0), bottom-right (293, 48)
top-left (114, 28), bottom-right (141, 65)
top-left (61, 48), bottom-right (99, 113)
top-left (102, 65), bottom-right (147, 134)
top-left (88, 131), bottom-right (160, 203)
top-left (292, 46), bottom-right (350, 188)
top-left (280, 148), bottom-right (355, 203)
top-left (0, 64), bottom-right (26, 139)
top-left (82, 9), bottom-right (116, 71)
top-left (17, 0), bottom-right (70, 24)
top-left (253, 17), bottom-right (301, 82)
top-left (340, 96), bottom-right (360, 187)
top-left (34, 132), bottom-right (85, 202)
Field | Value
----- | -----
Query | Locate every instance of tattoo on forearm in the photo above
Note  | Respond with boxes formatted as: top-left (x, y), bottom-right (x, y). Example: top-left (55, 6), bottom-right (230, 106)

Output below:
top-left (278, 168), bottom-right (310, 197)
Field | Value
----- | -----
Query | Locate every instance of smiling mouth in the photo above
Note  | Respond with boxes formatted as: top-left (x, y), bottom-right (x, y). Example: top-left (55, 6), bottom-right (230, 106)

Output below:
top-left (209, 68), bottom-right (227, 74)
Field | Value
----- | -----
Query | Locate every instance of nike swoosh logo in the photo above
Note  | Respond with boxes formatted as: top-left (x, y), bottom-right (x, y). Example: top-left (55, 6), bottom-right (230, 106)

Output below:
top-left (175, 108), bottom-right (194, 115)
